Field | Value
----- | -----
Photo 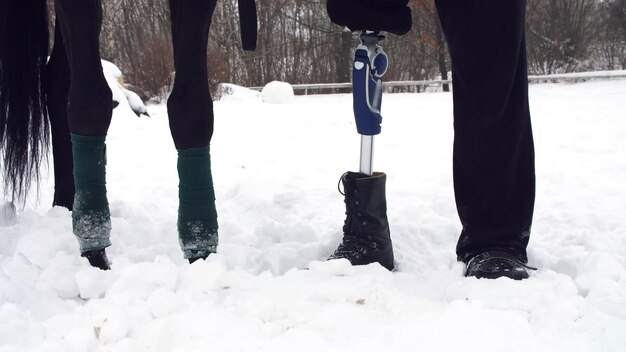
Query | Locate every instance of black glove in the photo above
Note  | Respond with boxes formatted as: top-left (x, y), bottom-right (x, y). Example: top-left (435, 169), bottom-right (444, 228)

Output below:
top-left (326, 0), bottom-right (412, 35)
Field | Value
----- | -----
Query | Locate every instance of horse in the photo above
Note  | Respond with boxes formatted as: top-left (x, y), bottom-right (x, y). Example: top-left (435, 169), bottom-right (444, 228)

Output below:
top-left (0, 0), bottom-right (256, 270)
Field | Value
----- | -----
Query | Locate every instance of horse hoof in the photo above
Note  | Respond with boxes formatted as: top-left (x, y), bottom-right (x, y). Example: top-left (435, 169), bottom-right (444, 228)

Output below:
top-left (188, 256), bottom-right (208, 264)
top-left (83, 248), bottom-right (111, 270)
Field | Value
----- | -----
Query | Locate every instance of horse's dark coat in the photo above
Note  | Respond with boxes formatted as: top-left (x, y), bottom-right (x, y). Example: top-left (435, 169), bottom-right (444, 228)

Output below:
top-left (1, 0), bottom-right (235, 265)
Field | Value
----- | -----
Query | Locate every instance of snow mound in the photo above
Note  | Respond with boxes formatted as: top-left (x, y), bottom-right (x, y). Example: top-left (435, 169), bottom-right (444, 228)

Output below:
top-left (2, 78), bottom-right (626, 351)
top-left (218, 83), bottom-right (261, 102)
top-left (262, 81), bottom-right (295, 104)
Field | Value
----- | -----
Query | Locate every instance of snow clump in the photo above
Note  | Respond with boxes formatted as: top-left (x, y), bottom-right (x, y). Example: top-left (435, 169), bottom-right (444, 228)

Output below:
top-left (262, 81), bottom-right (295, 104)
top-left (218, 83), bottom-right (262, 102)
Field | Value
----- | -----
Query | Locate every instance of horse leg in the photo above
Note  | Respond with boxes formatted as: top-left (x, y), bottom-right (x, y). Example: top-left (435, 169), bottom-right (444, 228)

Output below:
top-left (55, 0), bottom-right (113, 270)
top-left (44, 19), bottom-right (74, 210)
top-left (168, 0), bottom-right (219, 262)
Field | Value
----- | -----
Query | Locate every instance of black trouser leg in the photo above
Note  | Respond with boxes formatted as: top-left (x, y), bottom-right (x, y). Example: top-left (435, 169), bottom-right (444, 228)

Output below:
top-left (54, 0), bottom-right (112, 136)
top-left (44, 20), bottom-right (74, 210)
top-left (435, 0), bottom-right (535, 263)
top-left (167, 0), bottom-right (217, 149)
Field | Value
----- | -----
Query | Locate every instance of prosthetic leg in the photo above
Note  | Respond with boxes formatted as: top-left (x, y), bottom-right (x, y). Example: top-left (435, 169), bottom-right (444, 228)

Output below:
top-left (330, 33), bottom-right (394, 271)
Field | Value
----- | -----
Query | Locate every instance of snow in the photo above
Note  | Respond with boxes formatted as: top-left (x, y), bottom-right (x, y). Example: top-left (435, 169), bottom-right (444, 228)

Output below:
top-left (218, 83), bottom-right (262, 102)
top-left (0, 202), bottom-right (17, 227)
top-left (2, 78), bottom-right (626, 351)
top-left (530, 70), bottom-right (626, 79)
top-left (261, 81), bottom-right (295, 104)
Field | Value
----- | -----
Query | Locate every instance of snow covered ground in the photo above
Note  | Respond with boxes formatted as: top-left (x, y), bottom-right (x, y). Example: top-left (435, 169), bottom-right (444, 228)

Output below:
top-left (1, 78), bottom-right (626, 351)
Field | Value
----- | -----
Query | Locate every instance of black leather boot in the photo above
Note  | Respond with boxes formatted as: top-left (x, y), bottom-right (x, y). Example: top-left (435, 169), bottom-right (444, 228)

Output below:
top-left (465, 250), bottom-right (536, 280)
top-left (329, 172), bottom-right (394, 271)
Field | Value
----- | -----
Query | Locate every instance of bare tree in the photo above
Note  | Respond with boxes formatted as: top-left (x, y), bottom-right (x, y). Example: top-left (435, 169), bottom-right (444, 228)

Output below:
top-left (44, 0), bottom-right (622, 101)
top-left (100, 0), bottom-right (173, 100)
top-left (594, 0), bottom-right (626, 69)
top-left (526, 0), bottom-right (598, 74)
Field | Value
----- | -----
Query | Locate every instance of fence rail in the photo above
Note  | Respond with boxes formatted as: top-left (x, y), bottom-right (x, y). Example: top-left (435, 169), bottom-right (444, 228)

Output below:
top-left (247, 70), bottom-right (626, 94)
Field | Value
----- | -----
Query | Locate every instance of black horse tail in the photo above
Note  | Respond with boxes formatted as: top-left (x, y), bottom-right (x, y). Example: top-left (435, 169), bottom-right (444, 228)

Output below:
top-left (0, 0), bottom-right (50, 205)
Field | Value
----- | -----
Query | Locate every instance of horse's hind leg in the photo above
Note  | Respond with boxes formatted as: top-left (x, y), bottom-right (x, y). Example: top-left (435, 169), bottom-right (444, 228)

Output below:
top-left (54, 0), bottom-right (112, 136)
top-left (167, 0), bottom-right (219, 262)
top-left (44, 19), bottom-right (74, 210)
top-left (55, 0), bottom-right (113, 269)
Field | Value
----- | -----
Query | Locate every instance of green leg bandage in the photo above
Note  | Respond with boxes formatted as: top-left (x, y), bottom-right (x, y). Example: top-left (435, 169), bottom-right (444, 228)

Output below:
top-left (177, 146), bottom-right (218, 259)
top-left (71, 134), bottom-right (111, 254)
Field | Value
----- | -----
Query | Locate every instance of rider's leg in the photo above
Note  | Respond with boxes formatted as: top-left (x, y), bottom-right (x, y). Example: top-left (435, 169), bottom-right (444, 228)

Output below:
top-left (435, 0), bottom-right (535, 278)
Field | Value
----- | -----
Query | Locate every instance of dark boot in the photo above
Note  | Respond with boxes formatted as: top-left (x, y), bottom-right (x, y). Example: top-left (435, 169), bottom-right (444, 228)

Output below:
top-left (329, 172), bottom-right (394, 271)
top-left (465, 250), bottom-right (536, 280)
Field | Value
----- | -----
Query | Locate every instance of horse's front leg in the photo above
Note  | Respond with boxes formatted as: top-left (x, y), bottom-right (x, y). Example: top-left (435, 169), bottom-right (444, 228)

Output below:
top-left (167, 0), bottom-right (219, 262)
top-left (55, 0), bottom-right (113, 270)
top-left (44, 19), bottom-right (74, 211)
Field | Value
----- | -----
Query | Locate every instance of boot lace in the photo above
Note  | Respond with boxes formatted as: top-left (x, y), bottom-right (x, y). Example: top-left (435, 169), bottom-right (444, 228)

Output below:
top-left (331, 174), bottom-right (379, 260)
top-left (338, 173), bottom-right (361, 233)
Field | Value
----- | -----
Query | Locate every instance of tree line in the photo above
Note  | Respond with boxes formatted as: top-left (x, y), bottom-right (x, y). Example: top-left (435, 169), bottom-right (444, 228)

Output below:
top-left (47, 0), bottom-right (626, 100)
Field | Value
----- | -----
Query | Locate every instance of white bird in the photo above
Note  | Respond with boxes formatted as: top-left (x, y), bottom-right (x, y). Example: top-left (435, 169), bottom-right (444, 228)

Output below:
top-left (101, 60), bottom-right (150, 118)
top-left (121, 86), bottom-right (150, 118)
